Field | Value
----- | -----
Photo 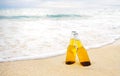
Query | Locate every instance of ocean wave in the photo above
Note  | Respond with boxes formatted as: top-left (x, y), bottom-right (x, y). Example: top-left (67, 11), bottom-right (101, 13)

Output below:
top-left (0, 14), bottom-right (82, 20)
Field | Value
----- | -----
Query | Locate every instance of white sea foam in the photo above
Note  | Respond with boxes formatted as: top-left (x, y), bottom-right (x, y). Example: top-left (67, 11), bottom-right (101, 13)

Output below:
top-left (0, 8), bottom-right (120, 62)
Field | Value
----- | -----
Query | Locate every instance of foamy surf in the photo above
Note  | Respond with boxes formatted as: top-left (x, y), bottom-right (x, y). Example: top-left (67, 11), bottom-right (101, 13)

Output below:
top-left (0, 8), bottom-right (120, 62)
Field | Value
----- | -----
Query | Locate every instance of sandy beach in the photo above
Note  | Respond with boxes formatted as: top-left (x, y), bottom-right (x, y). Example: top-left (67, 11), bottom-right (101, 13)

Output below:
top-left (0, 40), bottom-right (120, 76)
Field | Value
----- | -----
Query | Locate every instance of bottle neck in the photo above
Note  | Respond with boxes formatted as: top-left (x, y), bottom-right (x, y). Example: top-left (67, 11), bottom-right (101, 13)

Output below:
top-left (71, 31), bottom-right (79, 40)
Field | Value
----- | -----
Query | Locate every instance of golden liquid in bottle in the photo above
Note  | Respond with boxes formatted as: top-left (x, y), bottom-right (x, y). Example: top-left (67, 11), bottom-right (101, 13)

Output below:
top-left (65, 38), bottom-right (77, 65)
top-left (76, 40), bottom-right (91, 66)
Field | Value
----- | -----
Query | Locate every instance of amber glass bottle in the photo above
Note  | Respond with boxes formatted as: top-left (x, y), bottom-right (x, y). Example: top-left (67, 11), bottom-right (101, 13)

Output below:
top-left (76, 40), bottom-right (91, 66)
top-left (65, 31), bottom-right (77, 65)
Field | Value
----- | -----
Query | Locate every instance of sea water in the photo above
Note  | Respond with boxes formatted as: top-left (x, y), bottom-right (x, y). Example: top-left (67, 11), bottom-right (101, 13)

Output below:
top-left (0, 7), bottom-right (120, 62)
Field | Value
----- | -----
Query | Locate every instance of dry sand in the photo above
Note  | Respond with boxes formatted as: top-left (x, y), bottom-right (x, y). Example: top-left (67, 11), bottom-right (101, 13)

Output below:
top-left (0, 40), bottom-right (120, 76)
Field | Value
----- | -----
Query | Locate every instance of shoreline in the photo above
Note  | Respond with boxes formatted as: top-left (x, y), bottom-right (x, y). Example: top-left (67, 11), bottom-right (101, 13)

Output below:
top-left (0, 38), bottom-right (120, 63)
top-left (0, 39), bottom-right (120, 76)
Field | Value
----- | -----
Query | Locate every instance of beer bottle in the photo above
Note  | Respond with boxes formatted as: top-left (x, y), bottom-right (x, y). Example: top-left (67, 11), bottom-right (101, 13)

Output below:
top-left (65, 31), bottom-right (77, 65)
top-left (76, 39), bottom-right (91, 66)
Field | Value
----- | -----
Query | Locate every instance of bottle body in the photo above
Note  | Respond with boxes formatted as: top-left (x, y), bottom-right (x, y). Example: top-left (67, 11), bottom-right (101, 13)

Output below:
top-left (65, 38), bottom-right (77, 65)
top-left (76, 40), bottom-right (91, 66)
